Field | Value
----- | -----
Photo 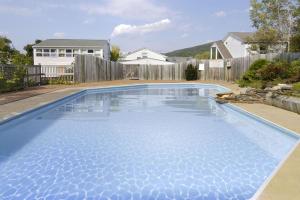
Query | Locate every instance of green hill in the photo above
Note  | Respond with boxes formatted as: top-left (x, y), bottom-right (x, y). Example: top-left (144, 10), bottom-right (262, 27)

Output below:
top-left (165, 42), bottom-right (213, 57)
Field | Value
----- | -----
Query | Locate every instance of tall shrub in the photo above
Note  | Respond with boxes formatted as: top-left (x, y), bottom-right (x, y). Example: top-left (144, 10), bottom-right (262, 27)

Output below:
top-left (185, 64), bottom-right (198, 81)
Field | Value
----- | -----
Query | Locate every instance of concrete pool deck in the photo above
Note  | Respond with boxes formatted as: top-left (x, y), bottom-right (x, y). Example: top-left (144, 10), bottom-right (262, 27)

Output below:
top-left (0, 80), bottom-right (299, 200)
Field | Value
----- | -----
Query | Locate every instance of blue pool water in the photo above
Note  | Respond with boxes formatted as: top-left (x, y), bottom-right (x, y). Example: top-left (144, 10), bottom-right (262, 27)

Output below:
top-left (0, 84), bottom-right (298, 200)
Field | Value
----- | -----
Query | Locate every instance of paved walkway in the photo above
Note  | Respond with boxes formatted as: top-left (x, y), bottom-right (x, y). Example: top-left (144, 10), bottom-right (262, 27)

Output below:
top-left (0, 80), bottom-right (299, 200)
top-left (0, 85), bottom-right (68, 105)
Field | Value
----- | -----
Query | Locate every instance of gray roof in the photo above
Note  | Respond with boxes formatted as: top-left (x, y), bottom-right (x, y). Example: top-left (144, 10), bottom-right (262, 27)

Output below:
top-left (167, 57), bottom-right (194, 63)
top-left (125, 48), bottom-right (167, 58)
top-left (215, 40), bottom-right (232, 59)
top-left (227, 32), bottom-right (254, 42)
top-left (33, 39), bottom-right (109, 48)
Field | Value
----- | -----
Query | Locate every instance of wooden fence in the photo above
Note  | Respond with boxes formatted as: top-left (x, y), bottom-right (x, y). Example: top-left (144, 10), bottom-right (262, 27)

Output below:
top-left (74, 53), bottom-right (300, 83)
top-left (226, 52), bottom-right (300, 81)
top-left (74, 55), bottom-right (124, 82)
top-left (0, 64), bottom-right (42, 85)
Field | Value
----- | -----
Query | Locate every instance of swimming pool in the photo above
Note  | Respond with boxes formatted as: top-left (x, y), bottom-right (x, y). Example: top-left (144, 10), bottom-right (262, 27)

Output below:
top-left (0, 84), bottom-right (298, 200)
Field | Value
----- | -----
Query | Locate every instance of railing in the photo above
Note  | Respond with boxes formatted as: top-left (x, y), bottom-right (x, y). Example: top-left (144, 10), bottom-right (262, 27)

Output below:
top-left (41, 65), bottom-right (74, 82)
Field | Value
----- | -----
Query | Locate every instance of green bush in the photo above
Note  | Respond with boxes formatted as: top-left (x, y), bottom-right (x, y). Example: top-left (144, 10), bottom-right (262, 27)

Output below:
top-left (293, 82), bottom-right (300, 92)
top-left (249, 59), bottom-right (270, 71)
top-left (289, 60), bottom-right (300, 82)
top-left (238, 79), bottom-right (264, 89)
top-left (240, 59), bottom-right (270, 83)
top-left (0, 66), bottom-right (27, 93)
top-left (185, 64), bottom-right (198, 81)
top-left (239, 59), bottom-right (299, 89)
top-left (258, 61), bottom-right (290, 81)
top-left (48, 76), bottom-right (73, 85)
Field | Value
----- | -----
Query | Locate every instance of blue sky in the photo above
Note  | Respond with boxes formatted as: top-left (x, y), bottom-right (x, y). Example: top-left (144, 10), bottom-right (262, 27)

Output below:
top-left (0, 0), bottom-right (253, 53)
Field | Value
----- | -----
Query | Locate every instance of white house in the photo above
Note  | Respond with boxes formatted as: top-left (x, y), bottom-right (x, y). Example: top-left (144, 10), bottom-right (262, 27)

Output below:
top-left (33, 39), bottom-right (110, 77)
top-left (120, 48), bottom-right (174, 65)
top-left (210, 32), bottom-right (255, 60)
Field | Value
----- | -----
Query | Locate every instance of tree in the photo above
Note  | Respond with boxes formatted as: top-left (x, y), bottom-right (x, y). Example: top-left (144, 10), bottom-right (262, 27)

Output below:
top-left (195, 51), bottom-right (210, 60)
top-left (23, 39), bottom-right (42, 64)
top-left (249, 0), bottom-right (297, 52)
top-left (247, 27), bottom-right (281, 53)
top-left (24, 39), bottom-right (42, 57)
top-left (11, 53), bottom-right (32, 65)
top-left (290, 0), bottom-right (300, 51)
top-left (0, 36), bottom-right (15, 64)
top-left (110, 45), bottom-right (120, 61)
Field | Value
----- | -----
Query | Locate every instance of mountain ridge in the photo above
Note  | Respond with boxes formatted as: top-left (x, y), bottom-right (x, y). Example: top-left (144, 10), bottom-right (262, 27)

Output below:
top-left (165, 42), bottom-right (214, 57)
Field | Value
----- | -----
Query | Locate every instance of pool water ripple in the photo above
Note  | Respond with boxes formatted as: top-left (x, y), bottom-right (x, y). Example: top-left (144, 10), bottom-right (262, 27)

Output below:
top-left (0, 85), bottom-right (298, 200)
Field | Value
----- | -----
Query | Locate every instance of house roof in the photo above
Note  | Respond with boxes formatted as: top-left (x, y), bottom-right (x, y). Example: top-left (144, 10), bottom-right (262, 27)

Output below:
top-left (120, 58), bottom-right (174, 65)
top-left (226, 32), bottom-right (254, 43)
top-left (167, 57), bottom-right (194, 63)
top-left (214, 40), bottom-right (232, 59)
top-left (33, 39), bottom-right (109, 48)
top-left (124, 48), bottom-right (167, 58)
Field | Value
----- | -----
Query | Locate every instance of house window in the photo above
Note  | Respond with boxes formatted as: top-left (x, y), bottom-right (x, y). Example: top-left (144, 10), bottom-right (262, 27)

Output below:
top-left (88, 49), bottom-right (94, 54)
top-left (211, 47), bottom-right (216, 59)
top-left (217, 50), bottom-right (223, 59)
top-left (42, 49), bottom-right (49, 57)
top-left (36, 49), bottom-right (42, 57)
top-left (66, 49), bottom-right (72, 57)
top-left (50, 49), bottom-right (57, 57)
top-left (59, 49), bottom-right (65, 57)
top-left (73, 49), bottom-right (79, 57)
top-left (142, 52), bottom-right (148, 58)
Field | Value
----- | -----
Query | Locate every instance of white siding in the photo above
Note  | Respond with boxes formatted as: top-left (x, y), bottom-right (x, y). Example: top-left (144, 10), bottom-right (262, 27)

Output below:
top-left (33, 46), bottom-right (109, 77)
top-left (33, 48), bottom-right (105, 66)
top-left (121, 58), bottom-right (174, 65)
top-left (34, 56), bottom-right (75, 66)
top-left (102, 42), bottom-right (110, 60)
top-left (224, 36), bottom-right (249, 58)
top-left (123, 49), bottom-right (167, 61)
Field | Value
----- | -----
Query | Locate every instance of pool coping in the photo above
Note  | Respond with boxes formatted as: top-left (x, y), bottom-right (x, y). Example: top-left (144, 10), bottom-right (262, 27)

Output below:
top-left (0, 83), bottom-right (299, 200)
top-left (225, 104), bottom-right (300, 200)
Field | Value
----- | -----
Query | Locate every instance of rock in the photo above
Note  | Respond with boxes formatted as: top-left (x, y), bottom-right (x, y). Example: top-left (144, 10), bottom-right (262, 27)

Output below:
top-left (265, 92), bottom-right (274, 99)
top-left (216, 92), bottom-right (234, 98)
top-left (240, 88), bottom-right (249, 95)
top-left (271, 86), bottom-right (282, 91)
top-left (216, 99), bottom-right (227, 104)
top-left (264, 87), bottom-right (272, 91)
top-left (278, 84), bottom-right (292, 90)
top-left (271, 84), bottom-right (293, 91)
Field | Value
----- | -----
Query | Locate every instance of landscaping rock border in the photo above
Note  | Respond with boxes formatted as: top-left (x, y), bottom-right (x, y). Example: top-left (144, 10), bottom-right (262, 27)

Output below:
top-left (216, 84), bottom-right (300, 114)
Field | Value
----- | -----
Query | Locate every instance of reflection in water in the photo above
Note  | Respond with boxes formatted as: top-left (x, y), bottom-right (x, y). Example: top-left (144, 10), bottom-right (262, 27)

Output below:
top-left (41, 88), bottom-right (225, 120)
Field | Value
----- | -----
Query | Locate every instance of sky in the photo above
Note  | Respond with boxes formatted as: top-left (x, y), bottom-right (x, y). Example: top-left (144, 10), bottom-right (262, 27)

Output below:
top-left (0, 0), bottom-right (253, 53)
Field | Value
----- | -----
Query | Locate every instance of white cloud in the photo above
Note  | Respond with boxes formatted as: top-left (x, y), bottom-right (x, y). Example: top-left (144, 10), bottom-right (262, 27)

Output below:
top-left (214, 11), bottom-right (227, 17)
top-left (53, 32), bottom-right (65, 38)
top-left (0, 5), bottom-right (33, 16)
top-left (80, 0), bottom-right (171, 20)
top-left (111, 19), bottom-right (171, 37)
top-left (83, 19), bottom-right (95, 25)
